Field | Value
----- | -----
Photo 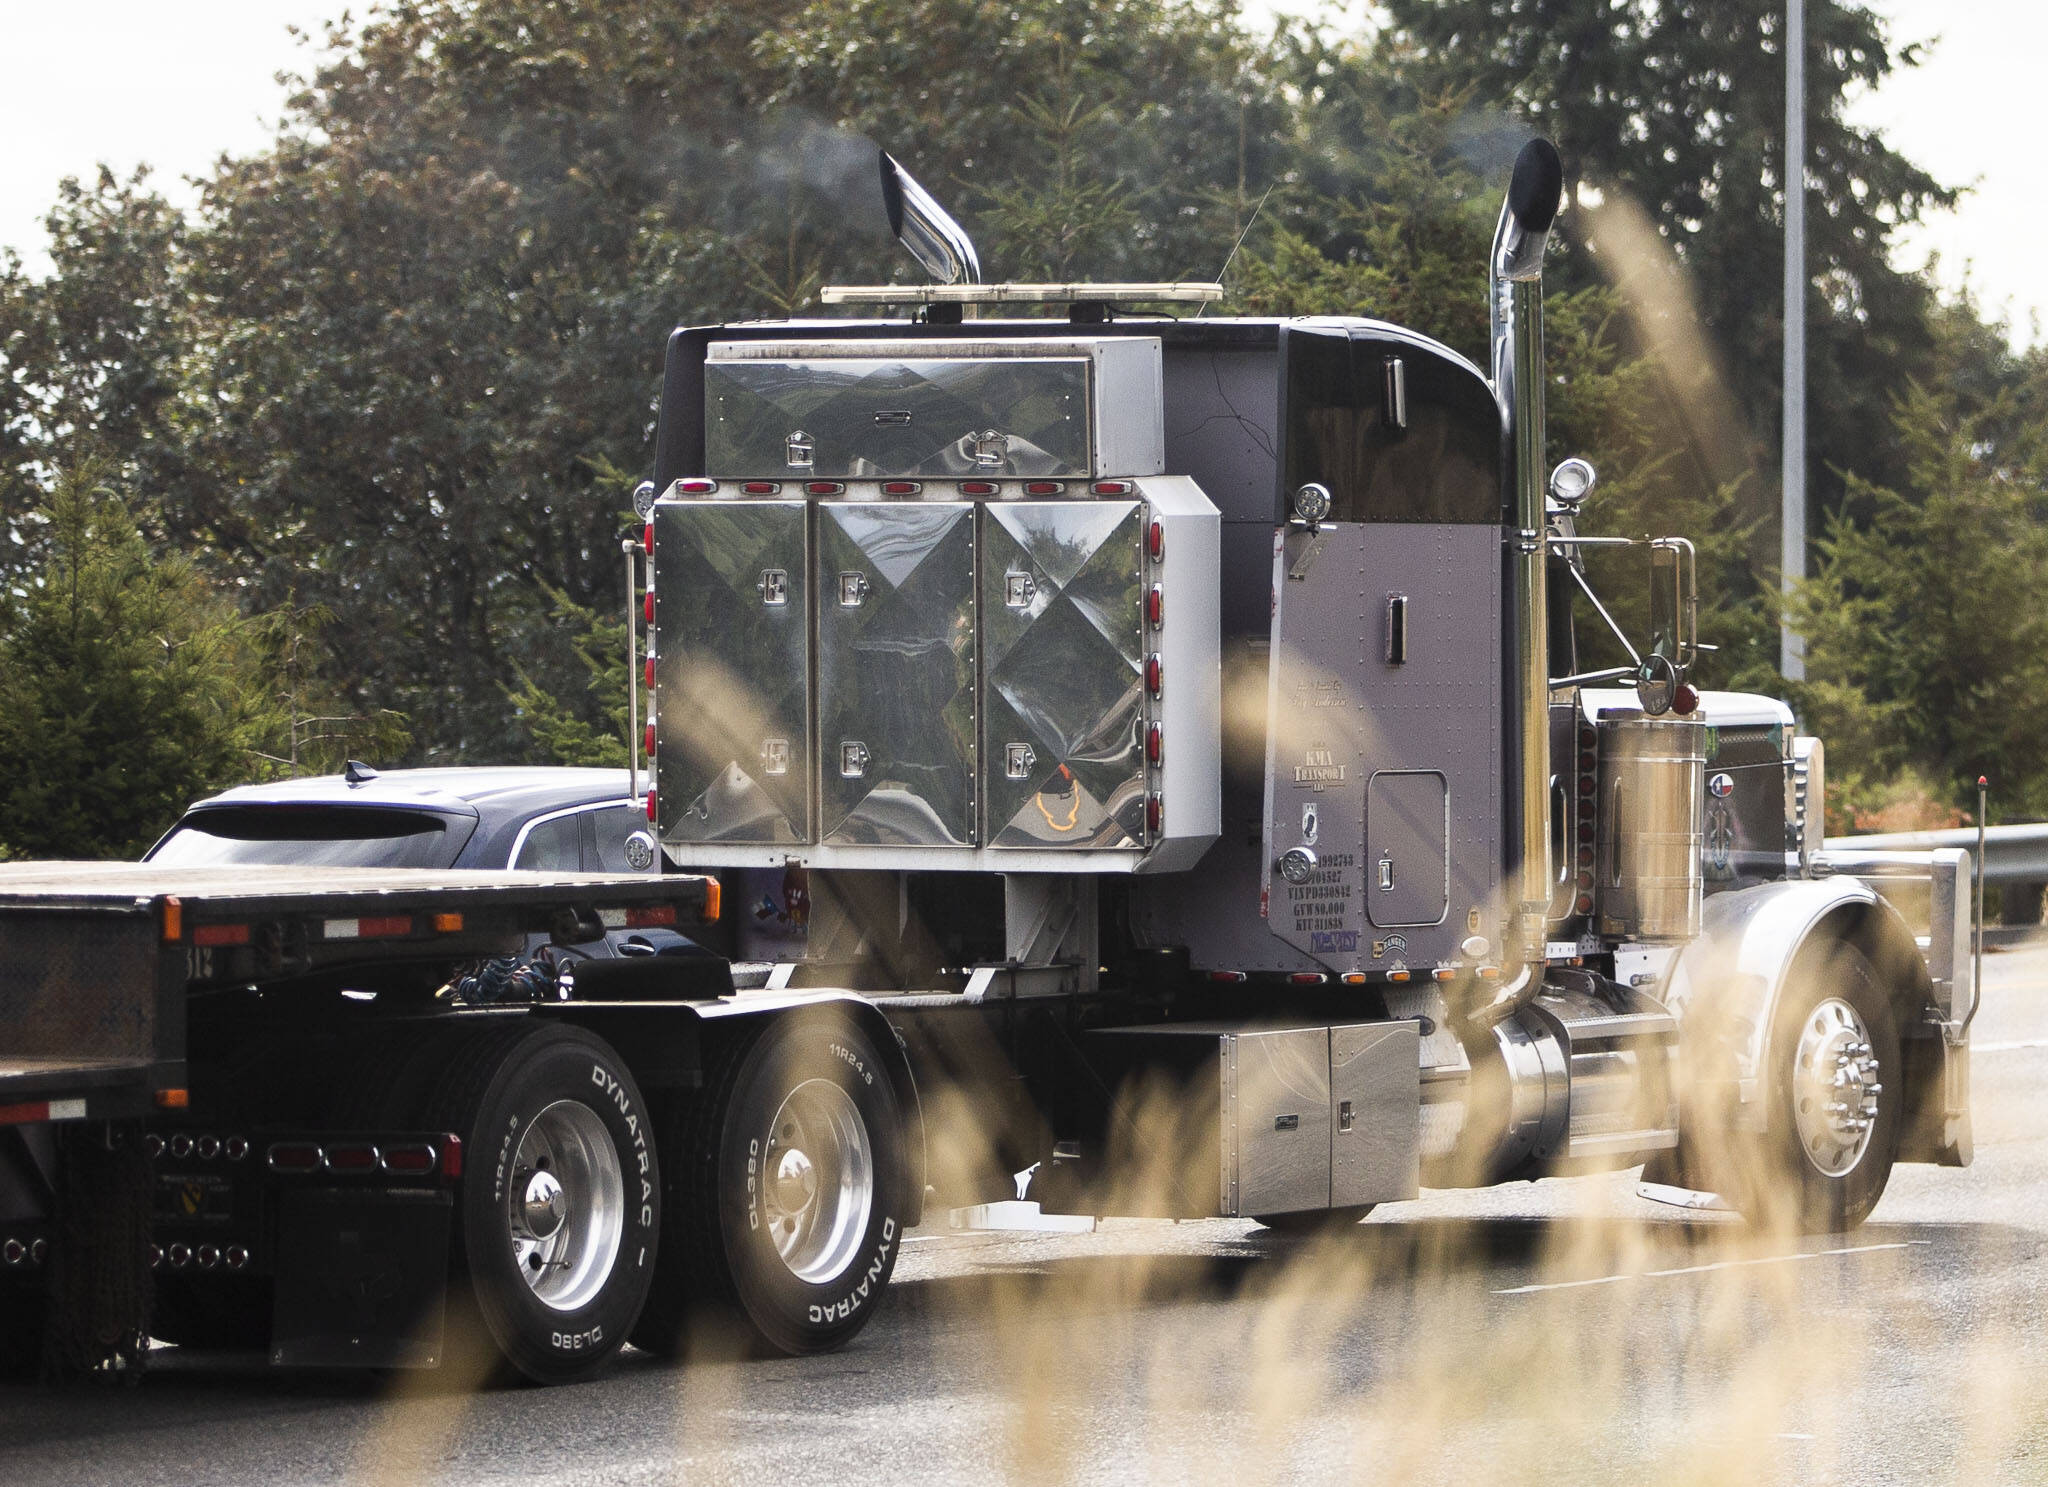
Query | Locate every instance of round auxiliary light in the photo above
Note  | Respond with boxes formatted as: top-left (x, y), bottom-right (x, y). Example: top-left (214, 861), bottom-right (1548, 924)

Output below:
top-left (1277, 847), bottom-right (1318, 885)
top-left (631, 480), bottom-right (660, 519)
top-left (1548, 457), bottom-right (1597, 507)
top-left (1291, 482), bottom-right (1333, 528)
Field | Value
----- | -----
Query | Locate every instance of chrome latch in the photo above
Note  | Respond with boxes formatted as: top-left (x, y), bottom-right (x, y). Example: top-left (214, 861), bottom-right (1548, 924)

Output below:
top-left (1004, 743), bottom-right (1037, 780)
top-left (785, 429), bottom-right (814, 468)
top-left (967, 429), bottom-right (1009, 467)
top-left (1003, 571), bottom-right (1036, 608)
top-left (838, 571), bottom-right (870, 608)
top-left (761, 738), bottom-right (790, 776)
top-left (758, 569), bottom-right (789, 605)
top-left (839, 740), bottom-right (870, 779)
top-left (1378, 855), bottom-right (1395, 890)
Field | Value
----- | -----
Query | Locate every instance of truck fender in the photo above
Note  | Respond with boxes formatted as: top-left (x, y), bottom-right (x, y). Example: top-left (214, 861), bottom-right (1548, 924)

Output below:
top-left (664, 991), bottom-right (930, 1227)
top-left (1660, 878), bottom-right (1944, 1151)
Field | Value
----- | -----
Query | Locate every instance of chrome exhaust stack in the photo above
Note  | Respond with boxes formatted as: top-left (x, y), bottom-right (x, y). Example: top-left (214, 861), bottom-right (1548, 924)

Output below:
top-left (879, 150), bottom-right (982, 285)
top-left (1491, 139), bottom-right (1565, 982)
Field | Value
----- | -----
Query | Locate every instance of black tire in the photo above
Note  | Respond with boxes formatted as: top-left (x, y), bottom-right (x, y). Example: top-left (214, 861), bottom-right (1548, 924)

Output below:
top-left (1253, 1206), bottom-right (1376, 1236)
top-left (1734, 940), bottom-right (1902, 1235)
top-left (634, 1011), bottom-right (907, 1357)
top-left (422, 1022), bottom-right (659, 1384)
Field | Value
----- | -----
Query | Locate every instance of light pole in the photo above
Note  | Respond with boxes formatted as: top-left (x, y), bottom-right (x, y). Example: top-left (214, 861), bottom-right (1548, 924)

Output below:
top-left (1781, 0), bottom-right (1807, 681)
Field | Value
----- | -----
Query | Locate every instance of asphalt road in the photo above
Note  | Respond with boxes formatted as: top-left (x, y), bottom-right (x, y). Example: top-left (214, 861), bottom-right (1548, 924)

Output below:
top-left (8, 945), bottom-right (2048, 1487)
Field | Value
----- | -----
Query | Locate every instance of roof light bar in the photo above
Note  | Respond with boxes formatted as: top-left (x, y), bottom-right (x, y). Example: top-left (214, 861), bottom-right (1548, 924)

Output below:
top-left (819, 282), bottom-right (1223, 305)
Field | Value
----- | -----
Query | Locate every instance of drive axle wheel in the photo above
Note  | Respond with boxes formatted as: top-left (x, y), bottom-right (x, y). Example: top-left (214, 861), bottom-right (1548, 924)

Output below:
top-left (426, 1023), bottom-right (658, 1384)
top-left (1737, 940), bottom-right (1901, 1235)
top-left (634, 1011), bottom-right (907, 1357)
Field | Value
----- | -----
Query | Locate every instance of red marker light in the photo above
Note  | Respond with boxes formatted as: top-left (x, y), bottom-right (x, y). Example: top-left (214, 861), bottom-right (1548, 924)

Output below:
top-left (1024, 481), bottom-right (1062, 496)
top-left (676, 478), bottom-right (716, 494)
top-left (1092, 480), bottom-right (1133, 496)
top-left (1289, 972), bottom-right (1327, 985)
top-left (741, 481), bottom-right (781, 495)
top-left (645, 790), bottom-right (658, 822)
top-left (643, 522), bottom-right (654, 556)
top-left (1146, 724), bottom-right (1164, 766)
top-left (645, 658), bottom-right (657, 689)
top-left (958, 481), bottom-right (997, 496)
top-left (1146, 586), bottom-right (1164, 629)
top-left (1672, 682), bottom-right (1699, 715)
top-left (880, 481), bottom-right (922, 496)
top-left (805, 481), bottom-right (846, 496)
top-left (192, 923), bottom-right (251, 948)
top-left (644, 723), bottom-right (656, 755)
top-left (643, 593), bottom-right (655, 624)
top-left (1144, 655), bottom-right (1163, 698)
top-left (442, 1134), bottom-right (464, 1179)
top-left (1148, 521), bottom-right (1164, 560)
top-left (1146, 794), bottom-right (1164, 835)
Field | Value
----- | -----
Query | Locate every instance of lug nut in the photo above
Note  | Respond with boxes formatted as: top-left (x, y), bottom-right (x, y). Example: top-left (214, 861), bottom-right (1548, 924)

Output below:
top-left (197, 1135), bottom-right (221, 1160)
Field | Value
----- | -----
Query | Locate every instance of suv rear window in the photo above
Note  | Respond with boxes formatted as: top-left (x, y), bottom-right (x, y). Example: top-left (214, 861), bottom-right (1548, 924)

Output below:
top-left (147, 806), bottom-right (474, 870)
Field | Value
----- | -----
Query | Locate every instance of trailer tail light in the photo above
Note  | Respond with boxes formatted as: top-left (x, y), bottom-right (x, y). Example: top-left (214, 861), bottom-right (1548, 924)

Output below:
top-left (881, 481), bottom-right (922, 496)
top-left (1092, 480), bottom-right (1133, 495)
top-left (645, 723), bottom-right (656, 756)
top-left (1144, 655), bottom-right (1162, 698)
top-left (740, 481), bottom-right (781, 495)
top-left (645, 657), bottom-right (657, 689)
top-left (381, 1144), bottom-right (437, 1175)
top-left (1146, 724), bottom-right (1164, 766)
top-left (1146, 586), bottom-right (1164, 629)
top-left (267, 1143), bottom-right (324, 1172)
top-left (958, 480), bottom-right (997, 496)
top-left (600, 904), bottom-right (677, 929)
top-left (805, 481), bottom-right (846, 496)
top-left (192, 923), bottom-right (250, 948)
top-left (645, 791), bottom-right (658, 822)
top-left (1146, 794), bottom-right (1163, 835)
top-left (1576, 894), bottom-right (1594, 915)
top-left (1024, 481), bottom-right (1062, 496)
top-left (677, 478), bottom-right (717, 494)
top-left (1148, 520), bottom-right (1164, 560)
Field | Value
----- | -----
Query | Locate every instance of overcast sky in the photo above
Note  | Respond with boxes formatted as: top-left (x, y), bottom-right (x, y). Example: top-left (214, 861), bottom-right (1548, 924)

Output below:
top-left (2, 0), bottom-right (2041, 345)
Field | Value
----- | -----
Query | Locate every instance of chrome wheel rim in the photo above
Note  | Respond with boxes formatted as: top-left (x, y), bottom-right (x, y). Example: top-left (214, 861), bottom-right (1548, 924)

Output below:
top-left (1791, 997), bottom-right (1883, 1178)
top-left (507, 1099), bottom-right (625, 1312)
top-left (762, 1079), bottom-right (873, 1285)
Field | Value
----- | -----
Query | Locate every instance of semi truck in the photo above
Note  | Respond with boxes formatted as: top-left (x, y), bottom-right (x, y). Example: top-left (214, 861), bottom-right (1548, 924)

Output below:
top-left (0, 140), bottom-right (1978, 1383)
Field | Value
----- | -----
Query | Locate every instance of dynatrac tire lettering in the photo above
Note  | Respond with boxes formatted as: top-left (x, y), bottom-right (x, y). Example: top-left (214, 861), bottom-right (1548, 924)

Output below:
top-left (805, 1215), bottom-right (897, 1324)
top-left (591, 1062), bottom-right (658, 1228)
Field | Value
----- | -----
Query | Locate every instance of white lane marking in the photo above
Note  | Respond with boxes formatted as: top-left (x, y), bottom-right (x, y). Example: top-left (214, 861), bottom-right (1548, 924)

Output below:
top-left (1493, 1239), bottom-right (1927, 1295)
top-left (1971, 1038), bottom-right (2048, 1053)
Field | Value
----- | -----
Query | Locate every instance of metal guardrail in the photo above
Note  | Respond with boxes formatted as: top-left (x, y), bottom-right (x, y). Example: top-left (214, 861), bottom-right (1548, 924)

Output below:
top-left (1826, 823), bottom-right (2048, 884)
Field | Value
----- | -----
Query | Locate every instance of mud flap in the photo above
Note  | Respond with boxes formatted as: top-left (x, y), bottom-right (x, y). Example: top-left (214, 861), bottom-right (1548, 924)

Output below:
top-left (271, 1188), bottom-right (451, 1367)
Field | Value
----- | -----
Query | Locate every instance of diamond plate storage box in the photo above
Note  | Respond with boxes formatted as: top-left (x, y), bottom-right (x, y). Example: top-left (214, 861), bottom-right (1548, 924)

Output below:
top-left (704, 339), bottom-right (1165, 480)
